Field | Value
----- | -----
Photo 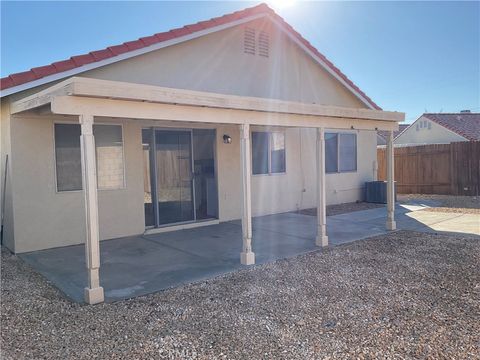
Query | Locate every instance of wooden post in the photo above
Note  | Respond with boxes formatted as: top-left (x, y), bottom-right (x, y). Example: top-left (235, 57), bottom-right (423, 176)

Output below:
top-left (386, 130), bottom-right (396, 230)
top-left (80, 114), bottom-right (104, 304)
top-left (316, 128), bottom-right (328, 247)
top-left (240, 124), bottom-right (255, 265)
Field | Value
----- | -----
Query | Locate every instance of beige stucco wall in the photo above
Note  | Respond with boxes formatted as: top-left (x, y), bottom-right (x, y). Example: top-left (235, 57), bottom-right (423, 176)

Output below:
top-left (395, 116), bottom-right (466, 145)
top-left (81, 17), bottom-right (366, 108)
top-left (7, 113), bottom-right (376, 252)
top-left (9, 115), bottom-right (146, 252)
top-left (0, 100), bottom-right (15, 251)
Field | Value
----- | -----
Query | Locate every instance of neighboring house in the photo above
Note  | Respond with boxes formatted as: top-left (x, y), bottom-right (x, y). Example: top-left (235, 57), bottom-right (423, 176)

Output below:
top-left (0, 3), bottom-right (403, 303)
top-left (377, 124), bottom-right (409, 145)
top-left (395, 112), bottom-right (480, 145)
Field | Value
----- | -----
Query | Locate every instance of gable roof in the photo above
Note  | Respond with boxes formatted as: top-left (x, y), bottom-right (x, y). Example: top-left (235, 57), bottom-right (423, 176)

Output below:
top-left (0, 3), bottom-right (380, 109)
top-left (377, 124), bottom-right (409, 141)
top-left (422, 113), bottom-right (480, 141)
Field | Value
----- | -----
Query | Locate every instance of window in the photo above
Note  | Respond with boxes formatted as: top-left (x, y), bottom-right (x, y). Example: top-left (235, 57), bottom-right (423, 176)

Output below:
top-left (252, 131), bottom-right (286, 175)
top-left (54, 123), bottom-right (125, 191)
top-left (325, 133), bottom-right (357, 173)
top-left (339, 134), bottom-right (357, 172)
top-left (325, 133), bottom-right (338, 173)
top-left (54, 124), bottom-right (82, 191)
top-left (94, 125), bottom-right (125, 190)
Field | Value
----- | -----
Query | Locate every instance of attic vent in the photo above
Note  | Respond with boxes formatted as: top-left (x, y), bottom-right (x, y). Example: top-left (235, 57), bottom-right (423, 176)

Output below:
top-left (258, 31), bottom-right (269, 57)
top-left (244, 27), bottom-right (256, 55)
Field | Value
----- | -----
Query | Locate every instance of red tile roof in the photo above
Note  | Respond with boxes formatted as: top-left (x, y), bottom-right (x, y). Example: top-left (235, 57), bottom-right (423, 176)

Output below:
top-left (0, 3), bottom-right (380, 109)
top-left (377, 124), bottom-right (409, 141)
top-left (423, 113), bottom-right (480, 141)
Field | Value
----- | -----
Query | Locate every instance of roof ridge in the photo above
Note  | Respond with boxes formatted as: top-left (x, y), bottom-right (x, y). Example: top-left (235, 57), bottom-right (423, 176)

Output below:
top-left (0, 2), bottom-right (380, 110)
top-left (424, 112), bottom-right (480, 115)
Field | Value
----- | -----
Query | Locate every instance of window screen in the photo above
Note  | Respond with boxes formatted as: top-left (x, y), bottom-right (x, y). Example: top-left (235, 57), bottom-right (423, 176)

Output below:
top-left (252, 132), bottom-right (269, 175)
top-left (54, 123), bottom-right (124, 191)
top-left (54, 123), bottom-right (82, 191)
top-left (339, 133), bottom-right (357, 172)
top-left (325, 133), bottom-right (338, 173)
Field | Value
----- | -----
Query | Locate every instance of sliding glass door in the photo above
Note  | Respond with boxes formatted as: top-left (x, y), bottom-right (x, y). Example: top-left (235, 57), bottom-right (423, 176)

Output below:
top-left (155, 130), bottom-right (194, 225)
top-left (142, 128), bottom-right (217, 228)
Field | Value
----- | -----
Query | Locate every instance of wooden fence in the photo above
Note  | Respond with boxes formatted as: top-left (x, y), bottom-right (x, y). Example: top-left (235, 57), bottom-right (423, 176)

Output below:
top-left (377, 141), bottom-right (480, 195)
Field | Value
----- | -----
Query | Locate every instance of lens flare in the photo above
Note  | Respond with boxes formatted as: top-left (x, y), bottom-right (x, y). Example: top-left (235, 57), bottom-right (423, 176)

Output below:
top-left (268, 0), bottom-right (297, 10)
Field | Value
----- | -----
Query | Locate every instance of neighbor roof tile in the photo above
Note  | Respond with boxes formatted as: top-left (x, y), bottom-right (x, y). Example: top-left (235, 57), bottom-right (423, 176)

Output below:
top-left (423, 113), bottom-right (480, 141)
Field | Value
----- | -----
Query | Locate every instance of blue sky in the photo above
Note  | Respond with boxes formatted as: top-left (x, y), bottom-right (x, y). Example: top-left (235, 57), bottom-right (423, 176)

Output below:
top-left (1, 1), bottom-right (479, 122)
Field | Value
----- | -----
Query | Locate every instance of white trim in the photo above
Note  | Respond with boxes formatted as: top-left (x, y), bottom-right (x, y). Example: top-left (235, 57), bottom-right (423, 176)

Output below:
top-left (268, 16), bottom-right (376, 110)
top-left (1, 13), bottom-right (267, 97)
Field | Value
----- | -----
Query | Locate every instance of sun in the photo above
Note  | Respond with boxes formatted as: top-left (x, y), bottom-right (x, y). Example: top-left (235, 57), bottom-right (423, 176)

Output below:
top-left (268, 0), bottom-right (297, 10)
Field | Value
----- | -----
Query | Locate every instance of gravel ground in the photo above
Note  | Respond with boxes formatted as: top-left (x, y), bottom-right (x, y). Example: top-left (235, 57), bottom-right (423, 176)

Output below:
top-left (2, 230), bottom-right (479, 359)
top-left (398, 194), bottom-right (480, 213)
top-left (299, 201), bottom-right (385, 217)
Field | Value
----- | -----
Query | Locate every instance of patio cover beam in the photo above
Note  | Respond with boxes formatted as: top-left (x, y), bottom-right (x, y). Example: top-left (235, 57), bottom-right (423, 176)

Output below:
top-left (11, 77), bottom-right (404, 123)
top-left (11, 77), bottom-right (404, 131)
top-left (47, 96), bottom-right (400, 131)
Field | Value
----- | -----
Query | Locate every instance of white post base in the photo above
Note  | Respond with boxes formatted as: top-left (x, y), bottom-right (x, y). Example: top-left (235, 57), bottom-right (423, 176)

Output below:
top-left (84, 286), bottom-right (104, 304)
top-left (240, 251), bottom-right (255, 265)
top-left (316, 235), bottom-right (329, 247)
top-left (386, 220), bottom-right (397, 231)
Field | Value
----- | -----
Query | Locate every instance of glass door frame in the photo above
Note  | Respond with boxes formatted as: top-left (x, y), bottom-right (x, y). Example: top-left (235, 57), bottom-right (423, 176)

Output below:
top-left (144, 127), bottom-right (195, 228)
top-left (143, 127), bottom-right (219, 229)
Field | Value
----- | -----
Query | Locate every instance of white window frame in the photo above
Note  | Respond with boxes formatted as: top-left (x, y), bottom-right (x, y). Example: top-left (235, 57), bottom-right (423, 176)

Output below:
top-left (325, 131), bottom-right (358, 174)
top-left (53, 120), bottom-right (127, 193)
top-left (251, 130), bottom-right (286, 176)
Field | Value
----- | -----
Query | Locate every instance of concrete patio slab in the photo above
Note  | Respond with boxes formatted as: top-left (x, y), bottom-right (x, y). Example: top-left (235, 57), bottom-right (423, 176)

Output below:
top-left (423, 213), bottom-right (479, 236)
top-left (18, 203), bottom-right (479, 303)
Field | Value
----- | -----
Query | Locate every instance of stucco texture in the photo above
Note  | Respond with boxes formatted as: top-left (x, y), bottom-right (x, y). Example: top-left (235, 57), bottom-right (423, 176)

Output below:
top-left (3, 17), bottom-right (378, 252)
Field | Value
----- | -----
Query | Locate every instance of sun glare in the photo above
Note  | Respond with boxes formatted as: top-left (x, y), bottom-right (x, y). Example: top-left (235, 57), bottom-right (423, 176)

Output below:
top-left (268, 0), bottom-right (297, 10)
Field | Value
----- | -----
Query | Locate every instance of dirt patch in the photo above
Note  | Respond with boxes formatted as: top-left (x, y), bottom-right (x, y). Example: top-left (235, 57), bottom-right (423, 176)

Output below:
top-left (299, 202), bottom-right (385, 217)
top-left (2, 231), bottom-right (479, 359)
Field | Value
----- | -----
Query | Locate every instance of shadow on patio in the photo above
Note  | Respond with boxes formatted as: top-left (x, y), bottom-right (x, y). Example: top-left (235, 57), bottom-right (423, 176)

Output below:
top-left (19, 204), bottom-right (479, 303)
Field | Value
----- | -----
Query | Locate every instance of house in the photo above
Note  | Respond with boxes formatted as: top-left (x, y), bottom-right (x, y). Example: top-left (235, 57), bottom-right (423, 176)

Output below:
top-left (395, 112), bottom-right (480, 145)
top-left (377, 124), bottom-right (408, 145)
top-left (0, 3), bottom-right (403, 303)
